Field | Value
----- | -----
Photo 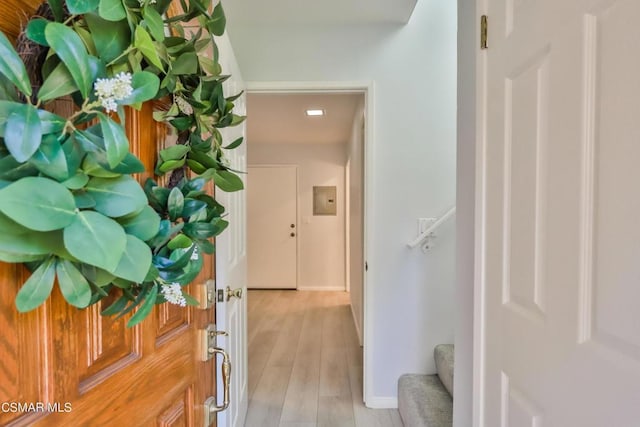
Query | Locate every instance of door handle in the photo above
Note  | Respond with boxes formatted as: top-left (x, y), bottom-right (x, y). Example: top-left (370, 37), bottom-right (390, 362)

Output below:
top-left (204, 347), bottom-right (231, 421)
top-left (225, 286), bottom-right (243, 301)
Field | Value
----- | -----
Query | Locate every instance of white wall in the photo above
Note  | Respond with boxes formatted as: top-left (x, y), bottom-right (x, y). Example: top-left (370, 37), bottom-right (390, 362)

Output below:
top-left (228, 0), bottom-right (457, 404)
top-left (248, 143), bottom-right (346, 290)
top-left (454, 1), bottom-right (475, 426)
top-left (346, 100), bottom-right (365, 345)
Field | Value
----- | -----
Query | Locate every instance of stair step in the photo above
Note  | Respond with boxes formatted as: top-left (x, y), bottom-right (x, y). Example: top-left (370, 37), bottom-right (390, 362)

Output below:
top-left (398, 374), bottom-right (453, 427)
top-left (434, 344), bottom-right (454, 398)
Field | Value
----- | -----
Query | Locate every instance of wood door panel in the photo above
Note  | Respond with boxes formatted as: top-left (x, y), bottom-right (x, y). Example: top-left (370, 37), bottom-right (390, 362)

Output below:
top-left (157, 386), bottom-right (194, 427)
top-left (0, 264), bottom-right (50, 427)
top-left (156, 295), bottom-right (191, 346)
top-left (77, 299), bottom-right (142, 394)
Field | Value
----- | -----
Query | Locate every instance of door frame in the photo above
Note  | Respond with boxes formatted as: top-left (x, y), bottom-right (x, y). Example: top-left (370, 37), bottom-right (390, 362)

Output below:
top-left (245, 80), bottom-right (375, 404)
top-left (247, 164), bottom-right (300, 289)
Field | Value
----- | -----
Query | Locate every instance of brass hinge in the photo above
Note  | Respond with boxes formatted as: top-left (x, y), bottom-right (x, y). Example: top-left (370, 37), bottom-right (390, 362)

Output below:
top-left (480, 15), bottom-right (488, 49)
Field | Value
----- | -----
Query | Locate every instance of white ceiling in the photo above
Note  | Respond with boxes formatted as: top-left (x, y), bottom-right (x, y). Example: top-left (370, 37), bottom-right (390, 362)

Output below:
top-left (247, 93), bottom-right (363, 145)
top-left (224, 0), bottom-right (418, 25)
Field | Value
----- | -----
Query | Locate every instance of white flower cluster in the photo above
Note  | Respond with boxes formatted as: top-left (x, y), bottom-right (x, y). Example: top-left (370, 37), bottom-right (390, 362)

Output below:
top-left (175, 95), bottom-right (194, 115)
top-left (94, 72), bottom-right (134, 113)
top-left (160, 283), bottom-right (187, 307)
top-left (138, 0), bottom-right (157, 5)
top-left (190, 246), bottom-right (199, 260)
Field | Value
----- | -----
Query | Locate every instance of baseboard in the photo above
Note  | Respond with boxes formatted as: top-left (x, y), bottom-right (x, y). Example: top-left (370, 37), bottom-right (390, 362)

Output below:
top-left (365, 396), bottom-right (398, 409)
top-left (350, 303), bottom-right (363, 346)
top-left (296, 286), bottom-right (346, 291)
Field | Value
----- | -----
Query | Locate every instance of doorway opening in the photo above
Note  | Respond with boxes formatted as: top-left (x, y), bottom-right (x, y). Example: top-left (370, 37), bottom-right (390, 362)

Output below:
top-left (244, 81), bottom-right (374, 403)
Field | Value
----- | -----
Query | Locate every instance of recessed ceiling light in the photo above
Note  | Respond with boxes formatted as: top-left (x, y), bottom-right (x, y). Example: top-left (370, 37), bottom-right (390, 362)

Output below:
top-left (305, 109), bottom-right (325, 116)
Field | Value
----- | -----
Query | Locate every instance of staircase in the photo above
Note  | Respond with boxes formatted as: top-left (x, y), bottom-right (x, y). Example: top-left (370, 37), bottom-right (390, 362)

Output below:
top-left (398, 344), bottom-right (454, 427)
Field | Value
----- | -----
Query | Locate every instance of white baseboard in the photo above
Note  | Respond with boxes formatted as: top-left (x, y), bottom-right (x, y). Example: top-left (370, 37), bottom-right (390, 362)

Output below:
top-left (365, 396), bottom-right (398, 409)
top-left (297, 286), bottom-right (346, 291)
top-left (350, 303), bottom-right (363, 346)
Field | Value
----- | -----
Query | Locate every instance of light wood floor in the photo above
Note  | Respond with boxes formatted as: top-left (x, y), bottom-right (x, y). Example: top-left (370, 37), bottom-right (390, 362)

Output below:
top-left (245, 290), bottom-right (403, 427)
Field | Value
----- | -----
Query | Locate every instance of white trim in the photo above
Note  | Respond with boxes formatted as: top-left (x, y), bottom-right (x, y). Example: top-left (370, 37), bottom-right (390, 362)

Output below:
top-left (297, 286), bottom-right (347, 291)
top-left (474, 2), bottom-right (488, 426)
top-left (365, 396), bottom-right (398, 409)
top-left (246, 164), bottom-right (300, 290)
top-left (246, 80), bottom-right (375, 406)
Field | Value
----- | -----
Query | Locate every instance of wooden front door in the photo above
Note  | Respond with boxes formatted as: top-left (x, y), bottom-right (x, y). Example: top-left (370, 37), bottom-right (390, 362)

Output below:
top-left (0, 3), bottom-right (216, 426)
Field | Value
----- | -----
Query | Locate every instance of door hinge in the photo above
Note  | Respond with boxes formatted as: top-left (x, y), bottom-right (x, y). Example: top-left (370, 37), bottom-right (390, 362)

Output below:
top-left (480, 15), bottom-right (488, 49)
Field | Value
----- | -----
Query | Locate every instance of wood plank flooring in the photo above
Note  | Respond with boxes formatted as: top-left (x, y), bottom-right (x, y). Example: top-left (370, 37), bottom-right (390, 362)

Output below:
top-left (245, 290), bottom-right (403, 427)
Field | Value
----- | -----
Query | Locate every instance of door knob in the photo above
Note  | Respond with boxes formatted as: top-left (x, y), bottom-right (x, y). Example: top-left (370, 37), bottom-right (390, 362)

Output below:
top-left (225, 286), bottom-right (243, 301)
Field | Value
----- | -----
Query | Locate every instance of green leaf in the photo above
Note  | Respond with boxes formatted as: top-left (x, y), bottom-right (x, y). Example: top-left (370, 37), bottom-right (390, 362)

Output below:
top-left (0, 177), bottom-right (76, 231)
top-left (15, 257), bottom-right (56, 312)
top-left (86, 175), bottom-right (147, 218)
top-left (56, 260), bottom-right (92, 308)
top-left (120, 71), bottom-right (160, 105)
top-left (172, 52), bottom-right (198, 75)
top-left (182, 199), bottom-right (207, 218)
top-left (223, 136), bottom-right (243, 150)
top-left (74, 193), bottom-right (96, 209)
top-left (168, 187), bottom-right (184, 221)
top-left (45, 23), bottom-right (91, 98)
top-left (63, 211), bottom-right (126, 272)
top-left (26, 18), bottom-right (50, 47)
top-left (4, 104), bottom-right (42, 162)
top-left (213, 170), bottom-right (244, 192)
top-left (99, 0), bottom-right (126, 21)
top-left (48, 0), bottom-right (65, 22)
top-left (106, 153), bottom-right (146, 174)
top-left (127, 283), bottom-right (158, 327)
top-left (112, 235), bottom-right (152, 283)
top-left (85, 13), bottom-right (131, 64)
top-left (157, 158), bottom-right (185, 173)
top-left (63, 172), bottom-right (90, 190)
top-left (67, 0), bottom-right (99, 14)
top-left (134, 26), bottom-right (164, 70)
top-left (118, 206), bottom-right (161, 241)
top-left (29, 134), bottom-right (69, 181)
top-left (168, 234), bottom-right (192, 250)
top-left (98, 113), bottom-right (129, 168)
top-left (0, 32), bottom-right (32, 96)
top-left (143, 6), bottom-right (165, 41)
top-left (82, 154), bottom-right (120, 178)
top-left (160, 144), bottom-right (190, 161)
top-left (101, 294), bottom-right (128, 315)
top-left (207, 2), bottom-right (226, 36)
top-left (38, 62), bottom-right (79, 102)
top-left (183, 222), bottom-right (216, 240)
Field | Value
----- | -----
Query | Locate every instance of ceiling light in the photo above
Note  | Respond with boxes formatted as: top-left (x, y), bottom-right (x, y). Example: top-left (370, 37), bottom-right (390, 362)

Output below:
top-left (305, 109), bottom-right (325, 116)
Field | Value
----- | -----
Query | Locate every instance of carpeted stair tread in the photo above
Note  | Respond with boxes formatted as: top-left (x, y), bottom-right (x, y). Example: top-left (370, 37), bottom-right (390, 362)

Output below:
top-left (434, 344), bottom-right (454, 397)
top-left (398, 374), bottom-right (453, 427)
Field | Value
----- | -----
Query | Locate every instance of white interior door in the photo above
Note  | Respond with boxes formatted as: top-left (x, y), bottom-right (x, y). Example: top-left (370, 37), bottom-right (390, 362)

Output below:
top-left (478, 1), bottom-right (640, 426)
top-left (247, 165), bottom-right (298, 289)
top-left (216, 33), bottom-right (248, 427)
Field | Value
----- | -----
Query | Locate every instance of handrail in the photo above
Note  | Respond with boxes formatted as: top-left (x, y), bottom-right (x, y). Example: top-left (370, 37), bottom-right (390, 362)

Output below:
top-left (407, 206), bottom-right (456, 249)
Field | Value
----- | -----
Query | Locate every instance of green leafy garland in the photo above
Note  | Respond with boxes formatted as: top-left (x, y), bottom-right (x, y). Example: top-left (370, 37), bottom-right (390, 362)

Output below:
top-left (0, 0), bottom-right (245, 326)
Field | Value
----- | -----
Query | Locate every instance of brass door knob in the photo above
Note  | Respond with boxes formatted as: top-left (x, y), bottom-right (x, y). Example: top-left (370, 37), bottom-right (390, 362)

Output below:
top-left (225, 286), bottom-right (243, 301)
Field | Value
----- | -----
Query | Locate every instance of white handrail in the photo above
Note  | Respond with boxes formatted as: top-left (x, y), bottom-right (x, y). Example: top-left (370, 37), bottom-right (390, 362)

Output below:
top-left (407, 206), bottom-right (456, 249)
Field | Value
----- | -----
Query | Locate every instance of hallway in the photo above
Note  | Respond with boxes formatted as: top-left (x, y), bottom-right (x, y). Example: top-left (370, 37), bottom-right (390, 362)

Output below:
top-left (245, 290), bottom-right (403, 427)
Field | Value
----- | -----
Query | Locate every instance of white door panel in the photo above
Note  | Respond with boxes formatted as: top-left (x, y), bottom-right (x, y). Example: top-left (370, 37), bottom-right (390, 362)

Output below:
top-left (216, 33), bottom-right (248, 427)
top-left (478, 1), bottom-right (640, 425)
top-left (247, 165), bottom-right (298, 289)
